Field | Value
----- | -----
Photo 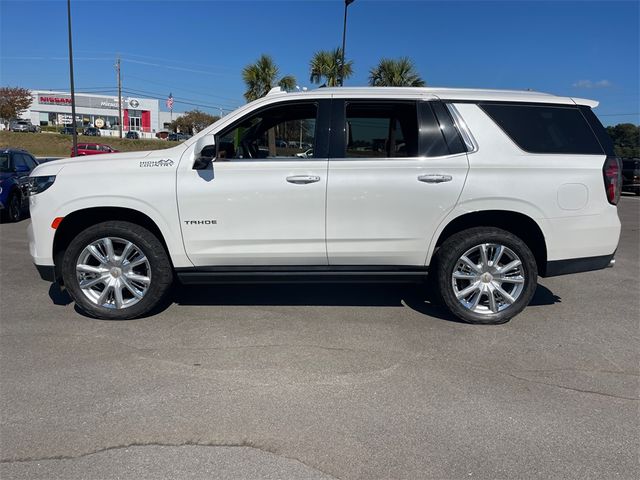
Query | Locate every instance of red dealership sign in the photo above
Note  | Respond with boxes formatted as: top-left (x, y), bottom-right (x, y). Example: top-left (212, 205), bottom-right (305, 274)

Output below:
top-left (39, 96), bottom-right (72, 105)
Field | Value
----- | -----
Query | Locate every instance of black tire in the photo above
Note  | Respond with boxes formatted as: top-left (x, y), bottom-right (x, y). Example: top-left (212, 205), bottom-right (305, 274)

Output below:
top-left (61, 221), bottom-right (173, 320)
top-left (1, 192), bottom-right (22, 223)
top-left (433, 227), bottom-right (538, 325)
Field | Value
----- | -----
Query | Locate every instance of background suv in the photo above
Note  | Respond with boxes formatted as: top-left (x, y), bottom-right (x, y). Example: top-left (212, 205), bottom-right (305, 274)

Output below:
top-left (9, 119), bottom-right (39, 133)
top-left (1, 148), bottom-right (38, 222)
top-left (622, 158), bottom-right (639, 195)
top-left (83, 127), bottom-right (101, 136)
top-left (27, 87), bottom-right (622, 324)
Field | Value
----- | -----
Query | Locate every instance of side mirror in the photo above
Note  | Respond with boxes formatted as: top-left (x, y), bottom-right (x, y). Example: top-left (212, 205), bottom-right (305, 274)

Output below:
top-left (193, 134), bottom-right (215, 170)
top-left (14, 164), bottom-right (30, 174)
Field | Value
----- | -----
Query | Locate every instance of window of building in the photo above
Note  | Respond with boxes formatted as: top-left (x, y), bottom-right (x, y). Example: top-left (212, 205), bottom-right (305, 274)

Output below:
top-left (345, 102), bottom-right (418, 158)
top-left (480, 103), bottom-right (603, 154)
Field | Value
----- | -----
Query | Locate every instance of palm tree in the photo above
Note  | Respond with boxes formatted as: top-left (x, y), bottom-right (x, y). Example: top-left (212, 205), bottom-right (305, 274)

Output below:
top-left (242, 54), bottom-right (296, 155)
top-left (368, 57), bottom-right (425, 87)
top-left (309, 47), bottom-right (353, 87)
top-left (242, 54), bottom-right (296, 102)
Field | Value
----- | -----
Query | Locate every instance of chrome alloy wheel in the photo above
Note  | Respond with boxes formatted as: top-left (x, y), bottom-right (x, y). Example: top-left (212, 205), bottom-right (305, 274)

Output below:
top-left (451, 243), bottom-right (525, 315)
top-left (75, 237), bottom-right (151, 309)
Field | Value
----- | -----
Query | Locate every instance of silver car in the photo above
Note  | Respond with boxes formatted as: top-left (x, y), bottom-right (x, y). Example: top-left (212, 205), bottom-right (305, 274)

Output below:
top-left (9, 120), bottom-right (39, 133)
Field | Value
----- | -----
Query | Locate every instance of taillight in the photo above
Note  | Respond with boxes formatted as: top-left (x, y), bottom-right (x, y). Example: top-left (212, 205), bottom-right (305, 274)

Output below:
top-left (603, 156), bottom-right (622, 205)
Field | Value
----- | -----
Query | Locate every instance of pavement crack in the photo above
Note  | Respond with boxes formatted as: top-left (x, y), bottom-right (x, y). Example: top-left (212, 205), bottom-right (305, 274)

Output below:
top-left (512, 367), bottom-right (639, 377)
top-left (0, 440), bottom-right (340, 479)
top-left (505, 372), bottom-right (639, 401)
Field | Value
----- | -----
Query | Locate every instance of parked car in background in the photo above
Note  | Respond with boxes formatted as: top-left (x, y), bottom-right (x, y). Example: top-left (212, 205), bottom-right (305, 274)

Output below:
top-left (168, 132), bottom-right (191, 141)
top-left (71, 143), bottom-right (119, 157)
top-left (83, 127), bottom-right (101, 136)
top-left (0, 148), bottom-right (38, 222)
top-left (60, 127), bottom-right (76, 135)
top-left (9, 119), bottom-right (39, 133)
top-left (621, 158), bottom-right (640, 195)
top-left (125, 131), bottom-right (140, 139)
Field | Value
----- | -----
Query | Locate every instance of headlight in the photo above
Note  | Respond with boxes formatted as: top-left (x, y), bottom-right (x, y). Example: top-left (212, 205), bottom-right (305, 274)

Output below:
top-left (28, 176), bottom-right (56, 196)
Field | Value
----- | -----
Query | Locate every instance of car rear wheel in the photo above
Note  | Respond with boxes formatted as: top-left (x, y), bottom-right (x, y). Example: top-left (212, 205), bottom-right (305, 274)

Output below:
top-left (61, 221), bottom-right (173, 320)
top-left (434, 227), bottom-right (538, 324)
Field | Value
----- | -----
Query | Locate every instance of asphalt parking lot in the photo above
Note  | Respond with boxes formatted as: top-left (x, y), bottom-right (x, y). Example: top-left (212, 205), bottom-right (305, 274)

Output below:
top-left (0, 196), bottom-right (638, 480)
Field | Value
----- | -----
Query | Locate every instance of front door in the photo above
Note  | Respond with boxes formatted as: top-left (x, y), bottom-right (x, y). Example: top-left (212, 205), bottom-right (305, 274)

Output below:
top-left (177, 100), bottom-right (331, 266)
top-left (326, 99), bottom-right (469, 266)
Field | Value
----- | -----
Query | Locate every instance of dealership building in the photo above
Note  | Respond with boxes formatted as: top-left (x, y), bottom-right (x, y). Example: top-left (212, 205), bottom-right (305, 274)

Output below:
top-left (21, 90), bottom-right (178, 137)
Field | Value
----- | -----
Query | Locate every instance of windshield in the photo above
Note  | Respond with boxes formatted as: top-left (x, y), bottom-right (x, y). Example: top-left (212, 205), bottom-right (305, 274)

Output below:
top-left (0, 154), bottom-right (10, 172)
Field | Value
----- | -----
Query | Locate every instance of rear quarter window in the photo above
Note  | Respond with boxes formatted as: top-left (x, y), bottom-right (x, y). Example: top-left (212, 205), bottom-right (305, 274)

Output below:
top-left (480, 103), bottom-right (604, 155)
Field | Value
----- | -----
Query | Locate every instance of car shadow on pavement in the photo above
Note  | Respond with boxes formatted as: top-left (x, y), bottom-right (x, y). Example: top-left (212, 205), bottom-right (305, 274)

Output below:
top-left (48, 282), bottom-right (73, 306)
top-left (170, 282), bottom-right (561, 323)
top-left (49, 281), bottom-right (561, 323)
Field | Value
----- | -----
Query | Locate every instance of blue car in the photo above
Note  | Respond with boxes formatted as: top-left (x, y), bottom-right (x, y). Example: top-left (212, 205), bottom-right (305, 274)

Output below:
top-left (0, 148), bottom-right (39, 222)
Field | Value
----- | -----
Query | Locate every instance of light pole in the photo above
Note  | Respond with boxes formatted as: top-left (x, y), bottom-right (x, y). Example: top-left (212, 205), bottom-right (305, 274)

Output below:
top-left (66, 0), bottom-right (78, 156)
top-left (340, 0), bottom-right (356, 87)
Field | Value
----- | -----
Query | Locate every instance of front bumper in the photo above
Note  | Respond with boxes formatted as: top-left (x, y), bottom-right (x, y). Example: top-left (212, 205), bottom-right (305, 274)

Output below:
top-left (35, 264), bottom-right (57, 282)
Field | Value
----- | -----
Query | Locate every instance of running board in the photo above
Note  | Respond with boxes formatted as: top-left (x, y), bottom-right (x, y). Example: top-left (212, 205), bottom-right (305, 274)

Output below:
top-left (175, 266), bottom-right (429, 285)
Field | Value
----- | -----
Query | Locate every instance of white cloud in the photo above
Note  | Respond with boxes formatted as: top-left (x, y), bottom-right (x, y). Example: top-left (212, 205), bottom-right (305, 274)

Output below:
top-left (572, 79), bottom-right (613, 89)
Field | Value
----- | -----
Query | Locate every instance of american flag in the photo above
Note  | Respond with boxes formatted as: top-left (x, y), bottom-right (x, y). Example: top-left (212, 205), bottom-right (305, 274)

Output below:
top-left (166, 93), bottom-right (174, 111)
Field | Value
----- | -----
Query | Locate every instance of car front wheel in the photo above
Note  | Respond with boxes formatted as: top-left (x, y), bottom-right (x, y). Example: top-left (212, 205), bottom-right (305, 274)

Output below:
top-left (3, 193), bottom-right (22, 222)
top-left (61, 221), bottom-right (173, 320)
top-left (434, 227), bottom-right (538, 324)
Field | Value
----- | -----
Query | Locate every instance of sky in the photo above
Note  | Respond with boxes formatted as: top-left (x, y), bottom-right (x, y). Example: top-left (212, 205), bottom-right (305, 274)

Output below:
top-left (0, 0), bottom-right (638, 125)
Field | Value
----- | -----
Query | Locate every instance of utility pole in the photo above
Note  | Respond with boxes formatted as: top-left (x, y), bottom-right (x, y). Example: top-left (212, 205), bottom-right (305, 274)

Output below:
top-left (340, 0), bottom-right (356, 87)
top-left (116, 56), bottom-right (122, 138)
top-left (66, 0), bottom-right (78, 156)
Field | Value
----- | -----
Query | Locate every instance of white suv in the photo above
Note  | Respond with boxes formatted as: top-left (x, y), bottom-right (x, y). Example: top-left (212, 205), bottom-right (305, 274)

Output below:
top-left (27, 87), bottom-right (622, 324)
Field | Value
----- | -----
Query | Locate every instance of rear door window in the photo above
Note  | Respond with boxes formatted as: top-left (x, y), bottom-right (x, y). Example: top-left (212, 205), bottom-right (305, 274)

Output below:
top-left (344, 102), bottom-right (419, 158)
top-left (480, 103), bottom-right (603, 154)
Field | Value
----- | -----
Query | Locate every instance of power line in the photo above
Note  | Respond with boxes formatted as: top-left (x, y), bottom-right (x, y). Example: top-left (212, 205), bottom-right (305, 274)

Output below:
top-left (124, 73), bottom-right (242, 104)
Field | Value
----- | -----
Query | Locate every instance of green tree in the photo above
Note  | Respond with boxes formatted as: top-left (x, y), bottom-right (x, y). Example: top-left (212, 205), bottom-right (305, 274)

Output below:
top-left (368, 57), bottom-right (425, 87)
top-left (0, 87), bottom-right (33, 122)
top-left (171, 109), bottom-right (219, 135)
top-left (309, 48), bottom-right (353, 87)
top-left (242, 54), bottom-right (296, 102)
top-left (242, 54), bottom-right (296, 154)
top-left (606, 123), bottom-right (640, 158)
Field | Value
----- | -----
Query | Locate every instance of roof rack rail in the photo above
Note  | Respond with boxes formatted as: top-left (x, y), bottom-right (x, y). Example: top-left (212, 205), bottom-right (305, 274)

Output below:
top-left (266, 86), bottom-right (286, 96)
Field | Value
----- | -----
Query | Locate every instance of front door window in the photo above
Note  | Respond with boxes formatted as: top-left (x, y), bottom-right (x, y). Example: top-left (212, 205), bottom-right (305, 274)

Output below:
top-left (216, 103), bottom-right (318, 160)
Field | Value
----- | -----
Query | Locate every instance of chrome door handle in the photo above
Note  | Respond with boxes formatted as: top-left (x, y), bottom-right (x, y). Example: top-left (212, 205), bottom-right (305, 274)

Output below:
top-left (286, 175), bottom-right (321, 185)
top-left (418, 174), bottom-right (453, 184)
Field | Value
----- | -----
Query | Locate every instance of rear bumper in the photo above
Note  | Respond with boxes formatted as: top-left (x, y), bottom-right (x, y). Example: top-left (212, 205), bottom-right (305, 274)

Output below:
top-left (543, 253), bottom-right (615, 277)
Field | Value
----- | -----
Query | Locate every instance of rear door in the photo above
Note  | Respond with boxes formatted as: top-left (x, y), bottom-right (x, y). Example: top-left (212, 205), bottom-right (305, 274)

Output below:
top-left (326, 99), bottom-right (470, 266)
